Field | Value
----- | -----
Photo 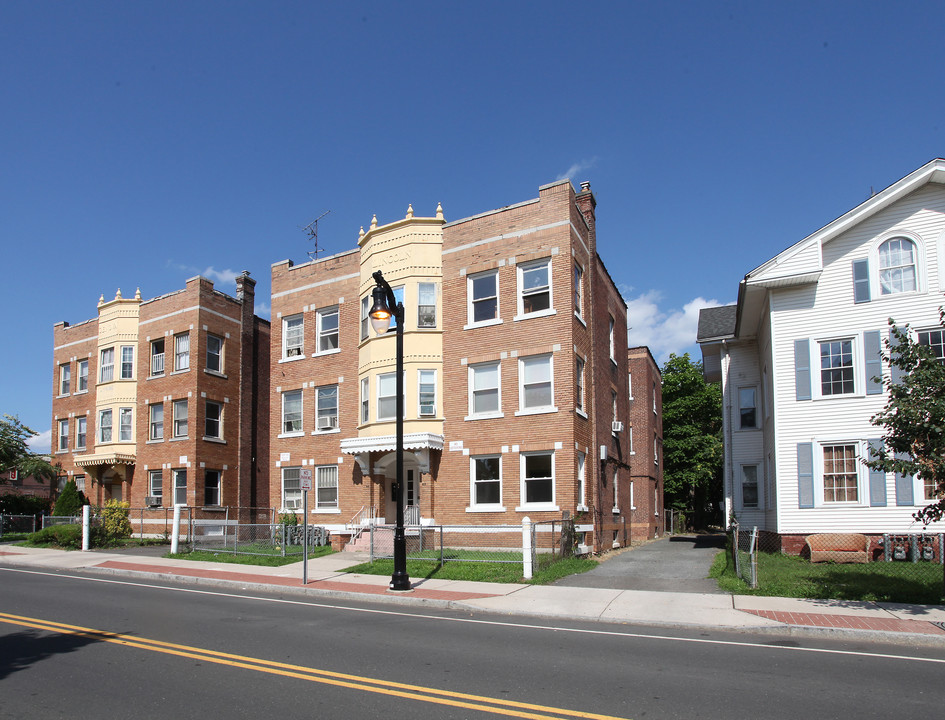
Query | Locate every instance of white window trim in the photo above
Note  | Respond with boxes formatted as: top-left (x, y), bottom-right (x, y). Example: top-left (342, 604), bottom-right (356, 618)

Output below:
top-left (465, 269), bottom-right (501, 330)
top-left (149, 403), bottom-right (164, 441)
top-left (57, 419), bottom-right (69, 452)
top-left (737, 463), bottom-right (762, 510)
top-left (467, 455), bottom-right (504, 512)
top-left (98, 409), bottom-right (112, 443)
top-left (313, 385), bottom-right (340, 433)
top-left (515, 451), bottom-right (559, 512)
top-left (149, 470), bottom-right (163, 503)
top-left (466, 361), bottom-right (503, 420)
top-left (172, 399), bottom-right (188, 439)
top-left (576, 452), bottom-right (587, 511)
top-left (118, 407), bottom-right (133, 442)
top-left (75, 416), bottom-right (87, 450)
top-left (608, 317), bottom-right (616, 364)
top-left (173, 468), bottom-right (187, 506)
top-left (120, 345), bottom-right (135, 380)
top-left (203, 469), bottom-right (222, 507)
top-left (418, 369), bottom-right (437, 417)
top-left (813, 335), bottom-right (862, 400)
top-left (514, 258), bottom-right (554, 322)
top-left (814, 440), bottom-right (868, 507)
top-left (736, 386), bottom-right (759, 431)
top-left (100, 347), bottom-right (115, 383)
top-left (630, 480), bottom-right (636, 511)
top-left (206, 334), bottom-right (224, 373)
top-left (313, 306), bottom-right (340, 356)
top-left (376, 372), bottom-right (404, 422)
top-left (204, 400), bottom-right (223, 440)
top-left (872, 231), bottom-right (925, 298)
top-left (314, 465), bottom-right (340, 511)
top-left (281, 466), bottom-right (302, 511)
top-left (280, 390), bottom-right (303, 437)
top-left (417, 281), bottom-right (438, 329)
top-left (360, 376), bottom-right (370, 425)
top-left (282, 314), bottom-right (304, 360)
top-left (515, 354), bottom-right (556, 416)
top-left (76, 359), bottom-right (89, 393)
top-left (173, 333), bottom-right (190, 372)
top-left (574, 261), bottom-right (584, 321)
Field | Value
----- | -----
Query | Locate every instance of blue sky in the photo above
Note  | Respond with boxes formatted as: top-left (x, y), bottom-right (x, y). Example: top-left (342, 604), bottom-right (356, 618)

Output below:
top-left (4, 1), bottom-right (945, 452)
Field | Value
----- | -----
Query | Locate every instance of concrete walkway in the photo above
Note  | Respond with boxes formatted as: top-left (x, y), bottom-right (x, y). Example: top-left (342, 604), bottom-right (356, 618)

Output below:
top-left (2, 544), bottom-right (944, 646)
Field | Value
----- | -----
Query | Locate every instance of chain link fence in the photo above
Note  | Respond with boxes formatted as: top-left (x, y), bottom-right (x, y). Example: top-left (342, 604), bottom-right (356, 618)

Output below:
top-left (190, 521), bottom-right (330, 557)
top-left (0, 514), bottom-right (38, 537)
top-left (730, 522), bottom-right (945, 604)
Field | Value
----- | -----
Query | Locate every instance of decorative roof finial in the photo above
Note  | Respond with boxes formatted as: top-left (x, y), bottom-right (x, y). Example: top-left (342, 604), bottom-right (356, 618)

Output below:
top-left (359, 226), bottom-right (365, 240)
top-left (98, 294), bottom-right (105, 306)
top-left (435, 202), bottom-right (443, 220)
top-left (115, 288), bottom-right (122, 300)
top-left (370, 214), bottom-right (377, 230)
top-left (134, 287), bottom-right (141, 300)
top-left (406, 204), bottom-right (414, 219)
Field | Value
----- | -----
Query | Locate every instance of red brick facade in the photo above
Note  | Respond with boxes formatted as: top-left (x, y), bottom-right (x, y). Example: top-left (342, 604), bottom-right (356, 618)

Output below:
top-left (627, 346), bottom-right (664, 541)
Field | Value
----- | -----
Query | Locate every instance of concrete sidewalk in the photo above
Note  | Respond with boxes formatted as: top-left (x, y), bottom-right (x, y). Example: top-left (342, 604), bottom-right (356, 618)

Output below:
top-left (2, 544), bottom-right (944, 646)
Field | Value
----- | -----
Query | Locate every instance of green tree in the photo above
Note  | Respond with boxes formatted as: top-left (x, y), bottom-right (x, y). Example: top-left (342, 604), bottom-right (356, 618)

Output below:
top-left (866, 316), bottom-right (945, 525)
top-left (52, 479), bottom-right (88, 517)
top-left (0, 414), bottom-right (58, 485)
top-left (661, 353), bottom-right (723, 529)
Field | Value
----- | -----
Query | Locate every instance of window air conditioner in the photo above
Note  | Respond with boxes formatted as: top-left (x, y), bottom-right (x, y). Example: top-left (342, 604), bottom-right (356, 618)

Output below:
top-left (318, 417), bottom-right (338, 430)
top-left (612, 421), bottom-right (624, 433)
top-left (145, 496), bottom-right (162, 507)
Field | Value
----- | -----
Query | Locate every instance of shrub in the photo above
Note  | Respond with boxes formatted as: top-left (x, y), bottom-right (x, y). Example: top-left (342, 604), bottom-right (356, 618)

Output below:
top-left (52, 480), bottom-right (88, 517)
top-left (100, 500), bottom-right (132, 540)
top-left (279, 512), bottom-right (299, 526)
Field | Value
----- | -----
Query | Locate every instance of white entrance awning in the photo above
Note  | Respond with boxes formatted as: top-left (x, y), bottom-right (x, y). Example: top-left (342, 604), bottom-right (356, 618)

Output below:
top-left (340, 433), bottom-right (444, 474)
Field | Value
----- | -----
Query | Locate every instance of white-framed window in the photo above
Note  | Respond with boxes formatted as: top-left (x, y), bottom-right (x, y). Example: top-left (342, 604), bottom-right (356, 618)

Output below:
top-left (612, 467), bottom-right (619, 512)
top-left (205, 401), bottom-right (222, 439)
top-left (74, 474), bottom-right (85, 493)
top-left (611, 390), bottom-right (618, 431)
top-left (100, 347), bottom-right (115, 382)
top-left (282, 467), bottom-right (302, 510)
top-left (577, 452), bottom-right (586, 510)
top-left (204, 470), bottom-right (221, 506)
top-left (376, 372), bottom-right (400, 421)
top-left (519, 452), bottom-right (555, 508)
top-left (467, 270), bottom-right (499, 326)
top-left (173, 399), bottom-right (188, 438)
top-left (77, 359), bottom-right (89, 392)
top-left (574, 262), bottom-right (584, 318)
top-left (119, 407), bottom-right (133, 441)
top-left (316, 306), bottom-right (339, 353)
top-left (609, 317), bottom-right (616, 362)
top-left (149, 403), bottom-right (163, 441)
top-left (316, 465), bottom-right (339, 510)
top-left (418, 370), bottom-right (436, 417)
top-left (628, 372), bottom-right (633, 400)
top-left (822, 443), bottom-right (860, 503)
top-left (174, 333), bottom-right (190, 371)
top-left (418, 282), bottom-right (437, 328)
top-left (283, 314), bottom-right (304, 358)
top-left (282, 390), bottom-right (302, 435)
top-left (575, 356), bottom-right (585, 413)
top-left (57, 419), bottom-right (68, 451)
top-left (518, 355), bottom-right (554, 413)
top-left (654, 436), bottom-right (659, 466)
top-left (120, 345), bottom-right (134, 379)
top-left (149, 470), bottom-right (163, 503)
top-left (819, 339), bottom-right (855, 396)
top-left (150, 338), bottom-right (165, 376)
top-left (630, 481), bottom-right (635, 511)
top-left (75, 416), bottom-right (86, 449)
top-left (315, 385), bottom-right (339, 431)
top-left (652, 382), bottom-right (657, 414)
top-left (360, 377), bottom-right (369, 424)
top-left (878, 237), bottom-right (917, 295)
top-left (517, 258), bottom-right (551, 317)
top-left (173, 469), bottom-right (187, 506)
top-left (59, 363), bottom-right (70, 395)
top-left (360, 296), bottom-right (370, 342)
top-left (99, 409), bottom-right (112, 443)
top-left (469, 362), bottom-right (501, 417)
top-left (740, 465), bottom-right (759, 508)
top-left (206, 334), bottom-right (223, 373)
top-left (738, 387), bottom-right (758, 429)
top-left (470, 455), bottom-right (502, 508)
top-left (918, 329), bottom-right (945, 361)
top-left (628, 426), bottom-right (634, 453)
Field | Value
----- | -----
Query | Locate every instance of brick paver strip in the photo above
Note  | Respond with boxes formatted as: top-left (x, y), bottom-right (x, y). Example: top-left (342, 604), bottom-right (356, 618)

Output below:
top-left (744, 608), bottom-right (945, 635)
top-left (95, 560), bottom-right (500, 601)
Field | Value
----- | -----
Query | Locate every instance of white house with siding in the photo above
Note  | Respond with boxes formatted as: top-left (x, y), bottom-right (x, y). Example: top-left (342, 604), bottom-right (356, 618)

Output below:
top-left (698, 158), bottom-right (945, 551)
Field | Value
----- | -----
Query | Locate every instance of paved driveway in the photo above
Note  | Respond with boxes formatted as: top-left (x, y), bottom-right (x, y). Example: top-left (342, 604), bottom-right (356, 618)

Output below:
top-left (554, 533), bottom-right (726, 593)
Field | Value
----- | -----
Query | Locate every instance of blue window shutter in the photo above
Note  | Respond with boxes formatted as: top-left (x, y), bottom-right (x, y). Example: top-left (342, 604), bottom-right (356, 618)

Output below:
top-left (864, 331), bottom-right (883, 395)
top-left (797, 442), bottom-right (814, 508)
top-left (889, 330), bottom-right (904, 386)
top-left (794, 339), bottom-right (811, 401)
top-left (852, 259), bottom-right (871, 303)
top-left (894, 452), bottom-right (914, 506)
top-left (867, 439), bottom-right (887, 506)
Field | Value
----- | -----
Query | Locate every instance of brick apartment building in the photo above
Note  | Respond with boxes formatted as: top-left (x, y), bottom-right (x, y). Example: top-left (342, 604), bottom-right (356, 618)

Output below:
top-left (627, 346), bottom-right (664, 541)
top-left (50, 274), bottom-right (270, 515)
top-left (270, 180), bottom-right (650, 552)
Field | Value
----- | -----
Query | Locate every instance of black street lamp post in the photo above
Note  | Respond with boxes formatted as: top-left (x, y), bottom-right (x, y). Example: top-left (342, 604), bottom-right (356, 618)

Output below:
top-left (369, 270), bottom-right (411, 591)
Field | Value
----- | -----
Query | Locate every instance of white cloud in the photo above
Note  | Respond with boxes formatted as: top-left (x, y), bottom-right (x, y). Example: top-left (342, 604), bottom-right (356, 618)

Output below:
top-left (202, 266), bottom-right (241, 287)
top-left (556, 157), bottom-right (598, 182)
top-left (623, 289), bottom-right (726, 364)
top-left (254, 301), bottom-right (271, 320)
top-left (27, 429), bottom-right (51, 454)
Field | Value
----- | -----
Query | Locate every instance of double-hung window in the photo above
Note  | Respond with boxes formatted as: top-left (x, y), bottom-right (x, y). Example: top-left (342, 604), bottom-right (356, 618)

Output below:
top-left (360, 377), bottom-right (370, 424)
top-left (918, 329), bottom-right (945, 361)
top-left (316, 307), bottom-right (339, 353)
top-left (577, 452), bottom-right (586, 509)
top-left (518, 259), bottom-right (551, 316)
top-left (316, 385), bottom-right (339, 430)
top-left (471, 456), bottom-right (501, 508)
top-left (469, 362), bottom-right (500, 417)
top-left (741, 465), bottom-right (759, 508)
top-left (173, 399), bottom-right (188, 438)
top-left (738, 387), bottom-right (757, 429)
top-left (150, 339), bottom-right (165, 376)
top-left (119, 407), bottom-right (133, 441)
top-left (608, 317), bottom-right (616, 363)
top-left (77, 359), bottom-right (89, 392)
top-left (59, 364), bottom-right (70, 395)
top-left (174, 333), bottom-right (190, 371)
top-left (57, 419), bottom-right (68, 451)
top-left (173, 469), bottom-right (187, 505)
top-left (376, 373), bottom-right (400, 421)
top-left (282, 467), bottom-right (302, 510)
top-left (575, 356), bottom-right (585, 413)
top-left (316, 465), bottom-right (339, 510)
top-left (283, 315), bottom-right (304, 358)
top-left (468, 271), bottom-right (498, 325)
top-left (418, 282), bottom-right (437, 328)
top-left (99, 409), bottom-right (113, 442)
top-left (878, 237), bottom-right (917, 295)
top-left (149, 470), bottom-right (163, 504)
top-left (520, 452), bottom-right (554, 507)
top-left (418, 370), bottom-right (436, 416)
top-left (519, 355), bottom-right (553, 413)
top-left (100, 348), bottom-right (115, 382)
top-left (820, 340), bottom-right (854, 396)
top-left (75, 416), bottom-right (86, 449)
top-left (282, 390), bottom-right (302, 434)
top-left (120, 345), bottom-right (134, 379)
top-left (205, 401), bottom-right (222, 439)
top-left (574, 263), bottom-right (584, 318)
top-left (149, 403), bottom-right (163, 440)
top-left (823, 444), bottom-right (859, 503)
top-left (204, 470), bottom-right (221, 506)
top-left (206, 334), bottom-right (223, 373)
top-left (360, 297), bottom-right (370, 341)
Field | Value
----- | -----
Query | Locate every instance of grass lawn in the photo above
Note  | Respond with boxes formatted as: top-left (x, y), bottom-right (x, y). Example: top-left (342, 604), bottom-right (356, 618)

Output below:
top-left (165, 545), bottom-right (336, 567)
top-left (710, 548), bottom-right (945, 605)
top-left (1, 533), bottom-right (33, 543)
top-left (343, 551), bottom-right (597, 585)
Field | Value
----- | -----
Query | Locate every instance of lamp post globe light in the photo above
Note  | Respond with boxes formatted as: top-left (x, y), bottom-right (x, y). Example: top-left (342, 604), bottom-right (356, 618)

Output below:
top-left (369, 270), bottom-right (411, 591)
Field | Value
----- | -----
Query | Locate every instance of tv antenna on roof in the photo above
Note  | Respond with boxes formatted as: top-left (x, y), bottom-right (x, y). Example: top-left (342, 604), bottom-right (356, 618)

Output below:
top-left (302, 210), bottom-right (332, 260)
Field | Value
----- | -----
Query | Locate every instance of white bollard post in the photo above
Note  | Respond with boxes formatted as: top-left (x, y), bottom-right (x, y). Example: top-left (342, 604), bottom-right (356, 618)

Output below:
top-left (522, 516), bottom-right (532, 580)
top-left (171, 505), bottom-right (182, 554)
top-left (81, 505), bottom-right (91, 551)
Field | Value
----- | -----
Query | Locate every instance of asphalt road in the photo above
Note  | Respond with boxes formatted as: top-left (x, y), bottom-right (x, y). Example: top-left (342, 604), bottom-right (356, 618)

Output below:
top-left (2, 565), bottom-right (944, 719)
top-left (555, 533), bottom-right (727, 592)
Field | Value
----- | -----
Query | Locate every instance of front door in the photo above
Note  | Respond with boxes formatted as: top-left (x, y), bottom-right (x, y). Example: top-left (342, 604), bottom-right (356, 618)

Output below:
top-left (405, 468), bottom-right (419, 525)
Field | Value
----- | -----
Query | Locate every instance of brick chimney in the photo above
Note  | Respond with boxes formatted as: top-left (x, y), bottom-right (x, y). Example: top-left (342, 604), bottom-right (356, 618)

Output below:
top-left (575, 181), bottom-right (597, 256)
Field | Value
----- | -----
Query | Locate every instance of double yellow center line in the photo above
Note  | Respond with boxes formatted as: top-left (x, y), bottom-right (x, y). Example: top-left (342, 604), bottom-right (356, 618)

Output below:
top-left (0, 611), bottom-right (630, 720)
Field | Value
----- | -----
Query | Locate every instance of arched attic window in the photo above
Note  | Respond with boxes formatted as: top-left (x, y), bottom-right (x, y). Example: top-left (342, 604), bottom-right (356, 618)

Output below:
top-left (878, 237), bottom-right (917, 295)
